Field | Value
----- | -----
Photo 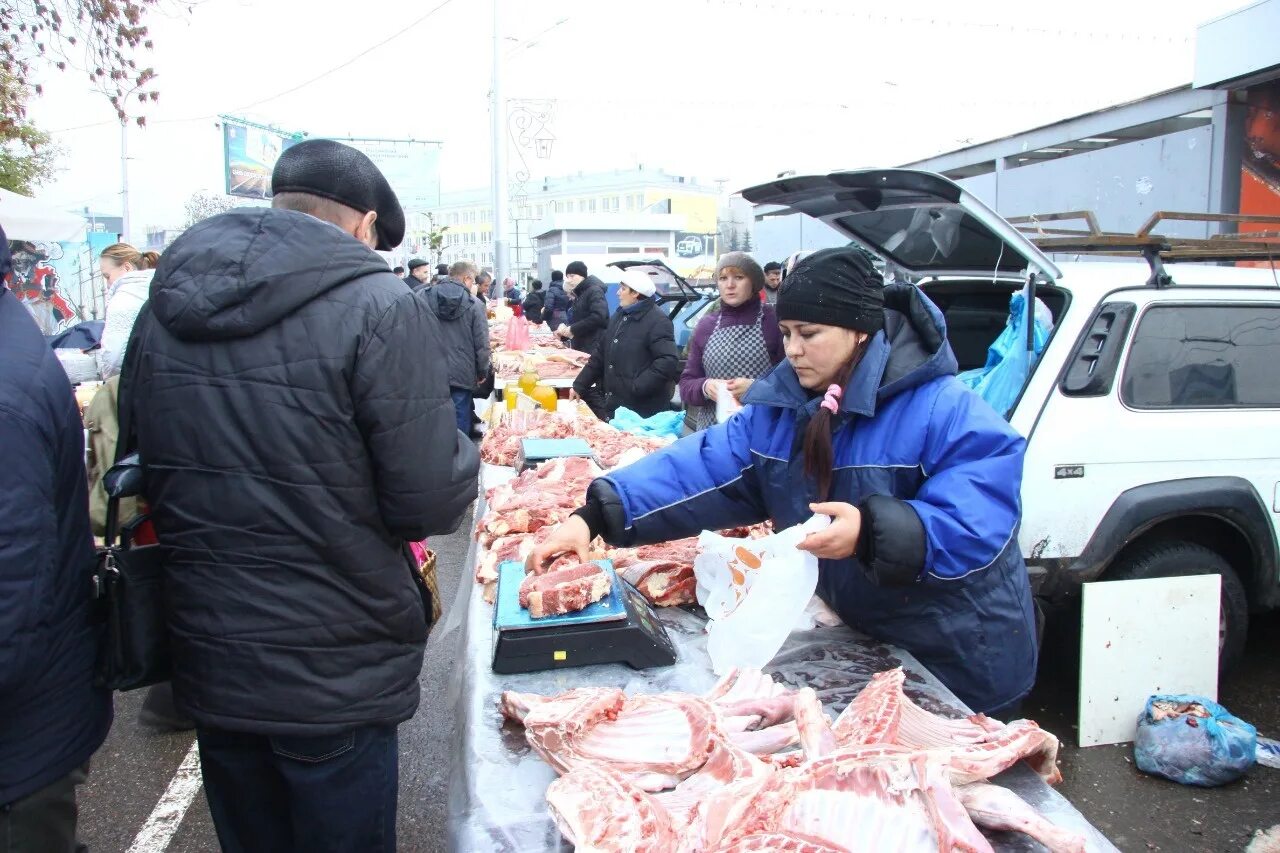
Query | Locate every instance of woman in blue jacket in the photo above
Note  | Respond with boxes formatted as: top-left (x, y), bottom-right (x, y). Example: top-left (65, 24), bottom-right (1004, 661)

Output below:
top-left (531, 247), bottom-right (1037, 716)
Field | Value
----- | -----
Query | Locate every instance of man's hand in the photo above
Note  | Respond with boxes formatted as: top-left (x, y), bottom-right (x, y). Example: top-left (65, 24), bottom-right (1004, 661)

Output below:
top-left (526, 516), bottom-right (592, 573)
top-left (555, 327), bottom-right (573, 340)
top-left (798, 502), bottom-right (862, 560)
top-left (725, 377), bottom-right (753, 402)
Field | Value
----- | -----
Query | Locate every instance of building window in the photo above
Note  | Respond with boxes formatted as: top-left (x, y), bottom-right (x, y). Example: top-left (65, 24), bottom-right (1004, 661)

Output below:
top-left (578, 200), bottom-right (588, 213)
top-left (535, 205), bottom-right (544, 218)
top-left (644, 246), bottom-right (668, 256)
top-left (607, 246), bottom-right (641, 254)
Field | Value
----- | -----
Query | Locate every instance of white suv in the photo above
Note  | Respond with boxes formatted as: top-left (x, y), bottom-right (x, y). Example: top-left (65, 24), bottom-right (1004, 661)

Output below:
top-left (744, 169), bottom-right (1280, 669)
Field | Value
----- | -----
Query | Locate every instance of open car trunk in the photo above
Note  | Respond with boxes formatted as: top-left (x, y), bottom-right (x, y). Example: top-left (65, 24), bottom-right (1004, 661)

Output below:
top-left (741, 169), bottom-right (1067, 414)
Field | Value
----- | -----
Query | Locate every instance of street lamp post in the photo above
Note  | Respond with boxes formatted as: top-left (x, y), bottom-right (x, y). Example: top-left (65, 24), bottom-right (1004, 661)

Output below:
top-left (490, 0), bottom-right (510, 282)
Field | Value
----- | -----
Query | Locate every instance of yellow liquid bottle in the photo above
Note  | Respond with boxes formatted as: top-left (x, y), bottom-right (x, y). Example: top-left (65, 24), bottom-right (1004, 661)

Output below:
top-left (518, 368), bottom-right (540, 397)
top-left (532, 381), bottom-right (559, 411)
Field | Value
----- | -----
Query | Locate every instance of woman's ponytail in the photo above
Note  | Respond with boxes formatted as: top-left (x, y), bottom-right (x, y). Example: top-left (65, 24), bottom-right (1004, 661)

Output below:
top-left (100, 242), bottom-right (160, 271)
top-left (802, 342), bottom-right (869, 500)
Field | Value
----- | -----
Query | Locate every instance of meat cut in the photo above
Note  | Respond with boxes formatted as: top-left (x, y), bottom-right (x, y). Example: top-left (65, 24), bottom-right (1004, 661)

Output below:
top-left (546, 764), bottom-right (679, 853)
top-left (520, 562), bottom-right (611, 619)
top-left (500, 667), bottom-right (1087, 852)
top-left (479, 410), bottom-right (666, 468)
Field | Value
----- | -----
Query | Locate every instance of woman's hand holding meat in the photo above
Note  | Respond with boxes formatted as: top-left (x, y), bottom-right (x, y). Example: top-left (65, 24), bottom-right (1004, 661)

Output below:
top-left (526, 515), bottom-right (592, 572)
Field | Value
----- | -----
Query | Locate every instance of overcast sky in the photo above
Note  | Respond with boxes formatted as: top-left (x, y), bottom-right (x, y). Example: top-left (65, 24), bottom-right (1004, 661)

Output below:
top-left (28, 0), bottom-right (1242, 237)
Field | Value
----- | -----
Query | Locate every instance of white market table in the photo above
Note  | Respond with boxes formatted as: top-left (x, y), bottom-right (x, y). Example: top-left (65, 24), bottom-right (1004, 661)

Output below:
top-left (443, 466), bottom-right (1118, 853)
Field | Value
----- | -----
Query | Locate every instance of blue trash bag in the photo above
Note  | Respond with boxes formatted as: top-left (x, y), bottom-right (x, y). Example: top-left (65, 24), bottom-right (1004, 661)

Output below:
top-left (609, 407), bottom-right (684, 439)
top-left (1134, 694), bottom-right (1257, 787)
top-left (957, 292), bottom-right (1051, 417)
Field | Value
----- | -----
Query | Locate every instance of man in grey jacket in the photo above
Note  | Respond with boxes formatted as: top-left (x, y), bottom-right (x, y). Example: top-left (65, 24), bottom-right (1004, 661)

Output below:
top-left (424, 259), bottom-right (492, 436)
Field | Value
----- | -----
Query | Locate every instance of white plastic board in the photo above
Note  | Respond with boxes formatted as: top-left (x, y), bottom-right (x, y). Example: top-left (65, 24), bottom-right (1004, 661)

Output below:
top-left (1077, 574), bottom-right (1220, 747)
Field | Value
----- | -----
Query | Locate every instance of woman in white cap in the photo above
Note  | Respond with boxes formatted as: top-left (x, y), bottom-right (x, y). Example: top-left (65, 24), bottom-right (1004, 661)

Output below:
top-left (571, 268), bottom-right (680, 421)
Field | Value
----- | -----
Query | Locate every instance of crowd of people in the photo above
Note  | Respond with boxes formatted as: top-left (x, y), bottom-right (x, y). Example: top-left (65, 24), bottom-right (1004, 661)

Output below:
top-left (2, 138), bottom-right (1035, 852)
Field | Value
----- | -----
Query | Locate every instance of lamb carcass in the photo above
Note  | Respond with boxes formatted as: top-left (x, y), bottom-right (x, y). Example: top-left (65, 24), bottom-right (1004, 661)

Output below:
top-left (545, 764), bottom-right (679, 853)
top-left (955, 783), bottom-right (1086, 853)
top-left (689, 751), bottom-right (994, 853)
top-left (514, 689), bottom-right (721, 789)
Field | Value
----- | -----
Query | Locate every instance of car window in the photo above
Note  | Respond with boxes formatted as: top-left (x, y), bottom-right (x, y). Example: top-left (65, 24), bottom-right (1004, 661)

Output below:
top-left (1121, 304), bottom-right (1280, 409)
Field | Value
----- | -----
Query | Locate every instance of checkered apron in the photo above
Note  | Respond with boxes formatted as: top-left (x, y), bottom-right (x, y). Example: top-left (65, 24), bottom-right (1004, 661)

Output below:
top-left (686, 302), bottom-right (773, 432)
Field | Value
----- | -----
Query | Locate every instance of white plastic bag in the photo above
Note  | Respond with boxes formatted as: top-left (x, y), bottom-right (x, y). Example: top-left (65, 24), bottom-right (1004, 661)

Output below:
top-left (694, 515), bottom-right (831, 675)
top-left (712, 380), bottom-right (742, 423)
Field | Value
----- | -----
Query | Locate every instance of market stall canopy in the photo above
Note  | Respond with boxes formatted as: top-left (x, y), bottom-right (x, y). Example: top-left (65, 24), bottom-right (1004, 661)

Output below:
top-left (0, 188), bottom-right (87, 242)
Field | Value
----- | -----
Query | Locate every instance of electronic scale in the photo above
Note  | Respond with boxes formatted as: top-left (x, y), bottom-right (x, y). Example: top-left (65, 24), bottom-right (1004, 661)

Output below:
top-left (491, 559), bottom-right (677, 674)
top-left (515, 437), bottom-right (597, 471)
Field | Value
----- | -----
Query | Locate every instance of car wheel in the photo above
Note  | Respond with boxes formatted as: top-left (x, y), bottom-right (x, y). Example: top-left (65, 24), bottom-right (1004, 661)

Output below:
top-left (1106, 540), bottom-right (1249, 673)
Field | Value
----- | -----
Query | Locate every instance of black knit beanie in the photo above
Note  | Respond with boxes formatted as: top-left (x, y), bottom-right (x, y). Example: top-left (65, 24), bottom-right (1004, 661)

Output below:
top-left (777, 246), bottom-right (884, 334)
top-left (565, 260), bottom-right (588, 278)
top-left (551, 270), bottom-right (564, 282)
top-left (715, 252), bottom-right (766, 293)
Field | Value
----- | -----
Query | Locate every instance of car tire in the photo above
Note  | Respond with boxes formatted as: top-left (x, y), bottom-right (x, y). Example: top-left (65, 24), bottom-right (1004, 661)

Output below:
top-left (1106, 540), bottom-right (1249, 673)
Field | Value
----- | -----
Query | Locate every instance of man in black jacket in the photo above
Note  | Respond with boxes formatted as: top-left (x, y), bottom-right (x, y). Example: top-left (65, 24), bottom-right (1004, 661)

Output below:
top-left (424, 259), bottom-right (492, 437)
top-left (0, 227), bottom-right (112, 852)
top-left (543, 270), bottom-right (571, 330)
top-left (523, 279), bottom-right (546, 324)
top-left (128, 140), bottom-right (479, 853)
top-left (573, 268), bottom-right (680, 420)
top-left (556, 260), bottom-right (609, 353)
top-left (405, 257), bottom-right (432, 290)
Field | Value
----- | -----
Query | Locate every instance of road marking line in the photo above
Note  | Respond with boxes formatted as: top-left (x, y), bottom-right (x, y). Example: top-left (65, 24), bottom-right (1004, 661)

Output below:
top-left (126, 740), bottom-right (203, 853)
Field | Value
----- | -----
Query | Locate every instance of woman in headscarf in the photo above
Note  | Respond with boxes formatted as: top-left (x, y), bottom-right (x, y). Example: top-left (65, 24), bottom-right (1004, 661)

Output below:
top-left (678, 252), bottom-right (784, 432)
top-left (531, 247), bottom-right (1036, 717)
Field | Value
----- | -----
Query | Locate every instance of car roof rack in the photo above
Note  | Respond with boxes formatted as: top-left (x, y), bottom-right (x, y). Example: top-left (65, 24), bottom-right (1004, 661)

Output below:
top-left (1006, 210), bottom-right (1280, 287)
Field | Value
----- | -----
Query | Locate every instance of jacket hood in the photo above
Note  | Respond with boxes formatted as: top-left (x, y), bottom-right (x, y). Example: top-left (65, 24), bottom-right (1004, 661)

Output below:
top-left (427, 279), bottom-right (471, 321)
top-left (149, 208), bottom-right (393, 341)
top-left (746, 283), bottom-right (958, 416)
top-left (108, 268), bottom-right (154, 302)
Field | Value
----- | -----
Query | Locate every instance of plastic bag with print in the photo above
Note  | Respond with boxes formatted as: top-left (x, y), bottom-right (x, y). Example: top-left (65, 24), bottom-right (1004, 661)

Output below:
top-left (694, 514), bottom-right (830, 675)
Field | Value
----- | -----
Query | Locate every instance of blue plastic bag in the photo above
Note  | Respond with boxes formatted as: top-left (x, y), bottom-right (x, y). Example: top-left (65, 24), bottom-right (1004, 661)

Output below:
top-left (1134, 694), bottom-right (1257, 787)
top-left (609, 407), bottom-right (684, 439)
top-left (957, 291), bottom-right (1051, 417)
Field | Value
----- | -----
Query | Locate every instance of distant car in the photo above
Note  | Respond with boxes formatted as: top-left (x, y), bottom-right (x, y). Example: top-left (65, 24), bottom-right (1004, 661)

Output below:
top-left (676, 236), bottom-right (705, 257)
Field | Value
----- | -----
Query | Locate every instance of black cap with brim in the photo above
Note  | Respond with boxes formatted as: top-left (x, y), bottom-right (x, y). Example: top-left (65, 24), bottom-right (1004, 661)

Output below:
top-left (270, 139), bottom-right (405, 251)
top-left (407, 258), bottom-right (429, 271)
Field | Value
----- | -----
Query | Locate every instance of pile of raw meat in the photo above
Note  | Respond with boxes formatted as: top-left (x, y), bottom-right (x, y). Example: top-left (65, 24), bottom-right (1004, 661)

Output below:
top-left (492, 347), bottom-right (591, 381)
top-left (475, 455), bottom-right (769, 611)
top-left (501, 668), bottom-right (1086, 853)
top-left (479, 410), bottom-right (667, 469)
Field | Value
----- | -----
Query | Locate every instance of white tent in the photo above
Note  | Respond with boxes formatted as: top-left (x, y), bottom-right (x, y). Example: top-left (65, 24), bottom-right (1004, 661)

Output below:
top-left (0, 188), bottom-right (87, 242)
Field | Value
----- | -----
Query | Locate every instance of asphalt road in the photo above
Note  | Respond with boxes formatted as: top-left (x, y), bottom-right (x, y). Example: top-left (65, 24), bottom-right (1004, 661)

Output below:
top-left (78, 511), bottom-right (1280, 853)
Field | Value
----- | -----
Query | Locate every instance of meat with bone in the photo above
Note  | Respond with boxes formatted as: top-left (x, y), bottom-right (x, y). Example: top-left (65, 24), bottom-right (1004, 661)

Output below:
top-left (521, 562), bottom-right (612, 618)
top-left (545, 764), bottom-right (679, 853)
top-left (515, 689), bottom-right (722, 787)
top-left (689, 751), bottom-right (993, 853)
top-left (955, 783), bottom-right (1087, 853)
top-left (506, 672), bottom-right (1077, 852)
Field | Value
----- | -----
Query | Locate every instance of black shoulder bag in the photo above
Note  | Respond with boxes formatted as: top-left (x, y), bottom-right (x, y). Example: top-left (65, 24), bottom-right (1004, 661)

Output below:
top-left (92, 302), bottom-right (170, 690)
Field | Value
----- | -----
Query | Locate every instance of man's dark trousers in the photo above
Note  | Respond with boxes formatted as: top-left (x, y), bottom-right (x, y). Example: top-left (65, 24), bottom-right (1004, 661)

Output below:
top-left (449, 388), bottom-right (472, 435)
top-left (197, 725), bottom-right (398, 853)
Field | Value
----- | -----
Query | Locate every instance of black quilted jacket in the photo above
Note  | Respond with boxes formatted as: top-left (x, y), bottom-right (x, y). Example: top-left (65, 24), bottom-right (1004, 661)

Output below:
top-left (130, 208), bottom-right (478, 735)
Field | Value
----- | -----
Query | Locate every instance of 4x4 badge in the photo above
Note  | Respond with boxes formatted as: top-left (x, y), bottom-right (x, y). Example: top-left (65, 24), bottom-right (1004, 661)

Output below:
top-left (1055, 466), bottom-right (1085, 479)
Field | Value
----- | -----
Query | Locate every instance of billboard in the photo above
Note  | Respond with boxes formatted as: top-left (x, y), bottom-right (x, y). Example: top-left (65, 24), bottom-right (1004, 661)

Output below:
top-left (223, 118), bottom-right (301, 199)
top-left (1240, 79), bottom-right (1280, 268)
top-left (335, 137), bottom-right (442, 211)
